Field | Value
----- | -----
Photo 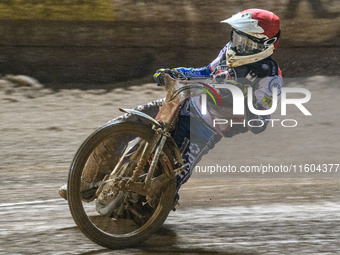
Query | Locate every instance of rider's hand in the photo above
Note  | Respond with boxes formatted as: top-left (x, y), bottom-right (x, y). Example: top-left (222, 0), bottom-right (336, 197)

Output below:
top-left (153, 68), bottom-right (182, 86)
top-left (153, 68), bottom-right (168, 86)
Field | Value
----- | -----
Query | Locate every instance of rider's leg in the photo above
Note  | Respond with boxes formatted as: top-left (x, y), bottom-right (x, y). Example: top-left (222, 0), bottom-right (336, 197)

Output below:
top-left (170, 100), bottom-right (222, 199)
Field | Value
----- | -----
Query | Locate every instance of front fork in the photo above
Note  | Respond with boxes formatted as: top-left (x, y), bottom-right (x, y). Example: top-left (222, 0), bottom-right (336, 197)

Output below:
top-left (143, 128), bottom-right (171, 191)
top-left (125, 123), bottom-right (186, 204)
top-left (96, 124), bottom-right (175, 215)
top-left (127, 125), bottom-right (170, 192)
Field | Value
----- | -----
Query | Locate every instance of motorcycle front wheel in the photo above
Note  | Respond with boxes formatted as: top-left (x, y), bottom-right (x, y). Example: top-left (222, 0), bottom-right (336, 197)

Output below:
top-left (67, 121), bottom-right (176, 249)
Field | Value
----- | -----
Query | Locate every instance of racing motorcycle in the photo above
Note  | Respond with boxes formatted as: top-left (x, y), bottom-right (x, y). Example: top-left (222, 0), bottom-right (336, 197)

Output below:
top-left (67, 71), bottom-right (229, 248)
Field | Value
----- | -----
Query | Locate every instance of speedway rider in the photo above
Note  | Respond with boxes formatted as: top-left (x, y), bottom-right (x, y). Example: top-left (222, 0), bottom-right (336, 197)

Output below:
top-left (59, 8), bottom-right (283, 203)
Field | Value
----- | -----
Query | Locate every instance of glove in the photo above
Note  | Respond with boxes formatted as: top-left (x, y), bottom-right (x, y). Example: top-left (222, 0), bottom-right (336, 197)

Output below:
top-left (153, 68), bottom-right (183, 86)
top-left (153, 68), bottom-right (167, 86)
top-left (210, 70), bottom-right (230, 84)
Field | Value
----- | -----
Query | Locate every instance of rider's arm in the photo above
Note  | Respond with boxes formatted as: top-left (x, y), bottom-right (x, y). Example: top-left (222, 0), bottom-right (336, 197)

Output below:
top-left (247, 75), bottom-right (283, 134)
top-left (154, 44), bottom-right (228, 83)
top-left (173, 66), bottom-right (212, 79)
top-left (175, 44), bottom-right (229, 79)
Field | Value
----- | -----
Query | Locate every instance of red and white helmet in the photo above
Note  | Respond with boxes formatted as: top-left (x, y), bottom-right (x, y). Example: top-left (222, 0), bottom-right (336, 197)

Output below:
top-left (221, 9), bottom-right (281, 67)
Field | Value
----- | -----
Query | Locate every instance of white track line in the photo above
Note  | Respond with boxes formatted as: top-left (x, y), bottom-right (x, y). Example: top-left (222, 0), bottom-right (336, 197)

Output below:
top-left (0, 198), bottom-right (65, 207)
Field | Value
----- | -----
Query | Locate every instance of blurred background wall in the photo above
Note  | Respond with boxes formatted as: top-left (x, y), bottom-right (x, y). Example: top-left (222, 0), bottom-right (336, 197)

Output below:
top-left (0, 0), bottom-right (338, 85)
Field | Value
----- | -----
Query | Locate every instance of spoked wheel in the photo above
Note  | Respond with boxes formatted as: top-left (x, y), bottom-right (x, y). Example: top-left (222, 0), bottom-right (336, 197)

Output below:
top-left (67, 121), bottom-right (176, 249)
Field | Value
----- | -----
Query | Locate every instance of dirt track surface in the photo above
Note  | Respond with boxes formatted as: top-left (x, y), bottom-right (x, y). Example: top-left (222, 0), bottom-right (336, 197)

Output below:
top-left (1, 76), bottom-right (340, 254)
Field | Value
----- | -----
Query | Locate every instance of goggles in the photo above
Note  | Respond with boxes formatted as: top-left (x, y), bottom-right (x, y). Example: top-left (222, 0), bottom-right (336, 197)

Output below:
top-left (230, 29), bottom-right (279, 56)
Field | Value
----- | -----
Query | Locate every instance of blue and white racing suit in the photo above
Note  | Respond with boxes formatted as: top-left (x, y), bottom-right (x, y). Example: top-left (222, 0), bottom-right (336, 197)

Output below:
top-left (115, 43), bottom-right (283, 194)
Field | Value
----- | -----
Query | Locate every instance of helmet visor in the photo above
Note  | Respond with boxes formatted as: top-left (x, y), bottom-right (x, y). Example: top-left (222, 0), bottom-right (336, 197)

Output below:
top-left (230, 29), bottom-right (266, 56)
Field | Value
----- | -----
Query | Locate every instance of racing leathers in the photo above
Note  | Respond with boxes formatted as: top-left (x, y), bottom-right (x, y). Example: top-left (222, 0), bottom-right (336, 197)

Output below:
top-left (115, 43), bottom-right (283, 194)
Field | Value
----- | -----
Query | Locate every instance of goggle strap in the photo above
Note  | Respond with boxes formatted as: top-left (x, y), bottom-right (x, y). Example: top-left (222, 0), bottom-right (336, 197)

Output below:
top-left (264, 30), bottom-right (281, 46)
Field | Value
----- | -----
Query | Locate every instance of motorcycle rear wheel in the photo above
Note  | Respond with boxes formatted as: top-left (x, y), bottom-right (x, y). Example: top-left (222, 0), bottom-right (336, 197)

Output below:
top-left (67, 121), bottom-right (176, 248)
